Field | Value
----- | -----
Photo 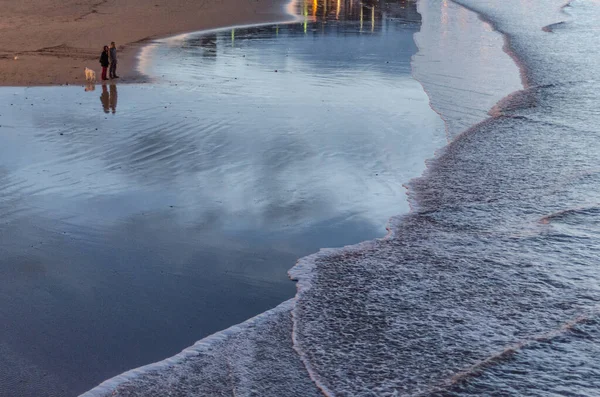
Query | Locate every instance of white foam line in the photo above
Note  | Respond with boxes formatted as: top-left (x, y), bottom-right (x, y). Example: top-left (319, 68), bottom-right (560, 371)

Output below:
top-left (79, 299), bottom-right (295, 397)
top-left (287, 215), bottom-right (402, 396)
top-left (80, 2), bottom-right (311, 395)
top-left (82, 210), bottom-right (402, 397)
top-left (84, 0), bottom-right (521, 394)
top-left (285, 0), bottom-right (528, 391)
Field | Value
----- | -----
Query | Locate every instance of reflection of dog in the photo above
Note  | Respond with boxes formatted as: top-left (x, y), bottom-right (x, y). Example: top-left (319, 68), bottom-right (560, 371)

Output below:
top-left (84, 83), bottom-right (96, 92)
top-left (85, 67), bottom-right (96, 82)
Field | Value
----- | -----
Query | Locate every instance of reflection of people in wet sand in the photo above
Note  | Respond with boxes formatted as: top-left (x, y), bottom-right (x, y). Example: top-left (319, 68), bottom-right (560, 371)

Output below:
top-left (100, 85), bottom-right (110, 113)
top-left (109, 84), bottom-right (118, 113)
top-left (100, 84), bottom-right (118, 113)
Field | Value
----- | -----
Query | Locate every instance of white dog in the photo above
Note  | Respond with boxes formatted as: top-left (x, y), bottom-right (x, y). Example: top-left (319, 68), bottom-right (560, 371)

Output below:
top-left (85, 67), bottom-right (96, 82)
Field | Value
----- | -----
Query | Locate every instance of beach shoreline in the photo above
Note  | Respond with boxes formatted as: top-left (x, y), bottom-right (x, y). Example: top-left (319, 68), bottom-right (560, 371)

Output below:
top-left (0, 2), bottom-right (444, 395)
top-left (78, 0), bottom-right (529, 394)
top-left (0, 0), bottom-right (296, 87)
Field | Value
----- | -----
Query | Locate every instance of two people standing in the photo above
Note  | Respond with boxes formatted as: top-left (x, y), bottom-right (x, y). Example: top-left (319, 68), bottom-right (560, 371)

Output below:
top-left (99, 42), bottom-right (119, 81)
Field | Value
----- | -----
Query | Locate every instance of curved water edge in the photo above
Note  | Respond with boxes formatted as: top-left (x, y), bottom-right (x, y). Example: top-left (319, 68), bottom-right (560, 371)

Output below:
top-left (4, 1), bottom-right (444, 394)
top-left (288, 0), bottom-right (600, 394)
top-left (136, 0), bottom-right (304, 82)
top-left (288, 0), bottom-right (526, 393)
top-left (79, 299), bottom-right (295, 397)
top-left (79, 0), bottom-right (529, 394)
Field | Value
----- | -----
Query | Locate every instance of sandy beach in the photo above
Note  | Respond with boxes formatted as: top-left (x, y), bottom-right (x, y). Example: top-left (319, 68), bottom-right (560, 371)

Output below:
top-left (0, 0), bottom-right (293, 86)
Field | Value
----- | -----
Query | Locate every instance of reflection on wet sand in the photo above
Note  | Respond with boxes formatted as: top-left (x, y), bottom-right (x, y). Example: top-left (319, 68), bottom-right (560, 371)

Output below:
top-left (0, 0), bottom-right (442, 396)
top-left (186, 34), bottom-right (218, 57)
top-left (298, 0), bottom-right (420, 27)
top-left (176, 0), bottom-right (420, 53)
top-left (110, 84), bottom-right (118, 113)
top-left (100, 84), bottom-right (118, 114)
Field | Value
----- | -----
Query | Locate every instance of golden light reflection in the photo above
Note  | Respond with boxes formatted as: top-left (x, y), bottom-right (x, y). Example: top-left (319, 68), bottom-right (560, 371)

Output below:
top-left (295, 0), bottom-right (396, 33)
top-left (459, 6), bottom-right (468, 30)
top-left (360, 4), bottom-right (363, 32)
top-left (371, 6), bottom-right (375, 32)
top-left (441, 0), bottom-right (448, 25)
top-left (231, 29), bottom-right (235, 47)
top-left (303, 0), bottom-right (308, 34)
top-left (441, 0), bottom-right (448, 39)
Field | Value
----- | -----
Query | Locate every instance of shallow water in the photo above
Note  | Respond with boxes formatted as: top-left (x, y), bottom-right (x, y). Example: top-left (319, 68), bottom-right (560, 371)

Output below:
top-left (82, 0), bottom-right (600, 395)
top-left (293, 0), bottom-right (600, 395)
top-left (0, 0), bottom-right (445, 396)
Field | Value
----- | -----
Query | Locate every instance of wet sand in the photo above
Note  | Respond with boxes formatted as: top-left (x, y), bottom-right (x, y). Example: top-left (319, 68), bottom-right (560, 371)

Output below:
top-left (0, 0), bottom-right (294, 86)
top-left (0, 1), bottom-right (445, 395)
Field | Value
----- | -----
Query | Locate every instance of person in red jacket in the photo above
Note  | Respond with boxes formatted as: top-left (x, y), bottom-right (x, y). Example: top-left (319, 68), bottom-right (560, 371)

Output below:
top-left (99, 46), bottom-right (110, 81)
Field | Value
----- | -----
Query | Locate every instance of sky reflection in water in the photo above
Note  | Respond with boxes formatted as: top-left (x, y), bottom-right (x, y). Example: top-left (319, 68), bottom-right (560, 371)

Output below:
top-left (0, 1), bottom-right (444, 396)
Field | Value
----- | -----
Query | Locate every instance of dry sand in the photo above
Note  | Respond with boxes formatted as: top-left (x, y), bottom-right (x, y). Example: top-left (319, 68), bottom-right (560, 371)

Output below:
top-left (0, 0), bottom-right (294, 86)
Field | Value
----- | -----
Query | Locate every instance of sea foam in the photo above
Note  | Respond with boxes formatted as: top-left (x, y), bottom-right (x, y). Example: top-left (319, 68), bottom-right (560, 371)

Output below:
top-left (80, 0), bottom-right (600, 395)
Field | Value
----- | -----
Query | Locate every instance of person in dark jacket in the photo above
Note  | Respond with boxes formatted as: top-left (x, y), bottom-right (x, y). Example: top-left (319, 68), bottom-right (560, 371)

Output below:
top-left (109, 42), bottom-right (119, 79)
top-left (99, 46), bottom-right (110, 81)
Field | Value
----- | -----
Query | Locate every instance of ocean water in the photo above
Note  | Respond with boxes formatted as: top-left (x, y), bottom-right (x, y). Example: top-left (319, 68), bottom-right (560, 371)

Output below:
top-left (290, 0), bottom-right (600, 394)
top-left (84, 0), bottom-right (600, 395)
top-left (295, 0), bottom-right (600, 394)
top-left (87, 0), bottom-right (600, 394)
top-left (0, 0), bottom-right (449, 396)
